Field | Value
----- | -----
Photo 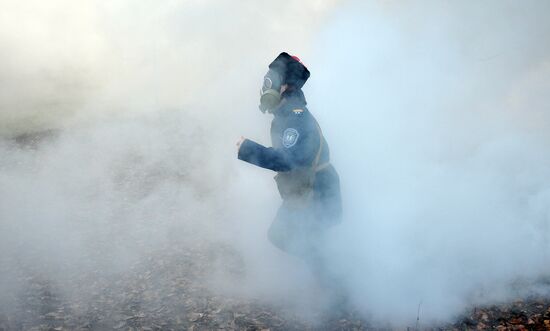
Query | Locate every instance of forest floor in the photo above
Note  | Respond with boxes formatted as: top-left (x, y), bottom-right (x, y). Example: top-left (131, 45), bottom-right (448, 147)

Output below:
top-left (1, 239), bottom-right (550, 331)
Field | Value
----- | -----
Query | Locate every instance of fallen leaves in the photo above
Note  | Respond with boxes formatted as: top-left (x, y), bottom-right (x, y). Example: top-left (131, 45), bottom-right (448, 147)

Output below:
top-left (447, 299), bottom-right (550, 331)
top-left (2, 239), bottom-right (550, 331)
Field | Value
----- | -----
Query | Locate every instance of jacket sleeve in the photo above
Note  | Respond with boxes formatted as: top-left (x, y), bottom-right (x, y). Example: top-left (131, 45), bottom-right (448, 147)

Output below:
top-left (238, 122), bottom-right (320, 172)
top-left (238, 139), bottom-right (292, 171)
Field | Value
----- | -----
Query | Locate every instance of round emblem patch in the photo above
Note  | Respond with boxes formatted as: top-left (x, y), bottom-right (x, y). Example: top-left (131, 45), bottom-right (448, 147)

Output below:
top-left (282, 128), bottom-right (299, 148)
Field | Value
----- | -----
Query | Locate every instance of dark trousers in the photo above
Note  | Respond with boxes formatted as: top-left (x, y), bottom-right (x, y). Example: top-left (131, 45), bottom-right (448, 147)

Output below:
top-left (268, 199), bottom-right (327, 272)
top-left (268, 198), bottom-right (348, 309)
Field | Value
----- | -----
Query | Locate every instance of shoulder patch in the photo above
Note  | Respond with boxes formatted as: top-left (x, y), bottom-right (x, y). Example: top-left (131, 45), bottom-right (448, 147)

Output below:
top-left (282, 128), bottom-right (299, 148)
top-left (292, 108), bottom-right (304, 115)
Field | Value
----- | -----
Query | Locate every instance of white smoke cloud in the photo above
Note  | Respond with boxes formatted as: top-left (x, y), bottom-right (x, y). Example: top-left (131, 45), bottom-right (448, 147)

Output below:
top-left (0, 0), bottom-right (339, 325)
top-left (0, 0), bottom-right (338, 136)
top-left (1, 0), bottom-right (550, 328)
top-left (308, 0), bottom-right (550, 325)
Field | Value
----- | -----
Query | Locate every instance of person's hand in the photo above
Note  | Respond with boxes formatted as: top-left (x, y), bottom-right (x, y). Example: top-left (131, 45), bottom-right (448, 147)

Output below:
top-left (236, 136), bottom-right (245, 152)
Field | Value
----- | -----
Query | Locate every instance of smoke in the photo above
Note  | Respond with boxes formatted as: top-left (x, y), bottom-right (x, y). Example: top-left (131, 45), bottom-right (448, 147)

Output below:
top-left (0, 0), bottom-right (339, 325)
top-left (1, 0), bottom-right (550, 328)
top-left (308, 0), bottom-right (550, 325)
top-left (0, 0), bottom-right (336, 136)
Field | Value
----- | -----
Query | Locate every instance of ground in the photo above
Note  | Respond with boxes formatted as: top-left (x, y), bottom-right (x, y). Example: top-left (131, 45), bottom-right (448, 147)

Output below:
top-left (1, 237), bottom-right (550, 331)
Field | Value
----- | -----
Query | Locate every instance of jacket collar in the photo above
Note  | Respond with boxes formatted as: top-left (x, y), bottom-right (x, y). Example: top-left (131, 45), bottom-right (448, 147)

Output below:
top-left (273, 89), bottom-right (307, 116)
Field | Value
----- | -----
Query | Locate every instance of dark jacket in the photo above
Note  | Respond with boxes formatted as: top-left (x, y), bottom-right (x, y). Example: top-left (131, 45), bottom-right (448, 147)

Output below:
top-left (238, 90), bottom-right (342, 224)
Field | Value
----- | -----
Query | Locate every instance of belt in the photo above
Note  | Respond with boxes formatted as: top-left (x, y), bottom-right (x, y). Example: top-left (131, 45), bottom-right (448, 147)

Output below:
top-left (315, 162), bottom-right (331, 172)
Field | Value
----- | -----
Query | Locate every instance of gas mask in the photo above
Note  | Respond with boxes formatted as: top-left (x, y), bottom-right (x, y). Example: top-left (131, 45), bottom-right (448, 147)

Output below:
top-left (259, 69), bottom-right (284, 113)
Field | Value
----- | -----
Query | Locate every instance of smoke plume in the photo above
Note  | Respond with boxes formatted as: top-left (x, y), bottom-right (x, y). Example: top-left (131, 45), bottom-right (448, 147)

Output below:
top-left (309, 0), bottom-right (550, 325)
top-left (1, 0), bottom-right (550, 328)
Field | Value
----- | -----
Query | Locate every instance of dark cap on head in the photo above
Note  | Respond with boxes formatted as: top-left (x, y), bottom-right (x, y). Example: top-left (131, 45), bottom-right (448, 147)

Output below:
top-left (268, 52), bottom-right (310, 89)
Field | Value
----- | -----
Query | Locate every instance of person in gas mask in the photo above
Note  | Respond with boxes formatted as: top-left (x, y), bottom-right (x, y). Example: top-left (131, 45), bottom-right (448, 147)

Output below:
top-left (237, 52), bottom-right (342, 281)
